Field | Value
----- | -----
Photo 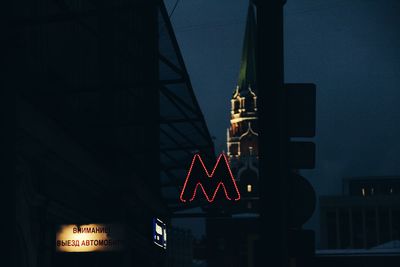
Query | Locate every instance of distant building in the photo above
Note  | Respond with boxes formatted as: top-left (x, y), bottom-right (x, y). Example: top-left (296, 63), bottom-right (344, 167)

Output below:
top-left (226, 0), bottom-right (259, 211)
top-left (320, 176), bottom-right (400, 249)
top-left (344, 176), bottom-right (400, 197)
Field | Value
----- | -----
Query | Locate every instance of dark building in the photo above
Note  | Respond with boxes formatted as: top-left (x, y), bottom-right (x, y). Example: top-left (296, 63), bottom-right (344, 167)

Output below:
top-left (206, 3), bottom-right (260, 267)
top-left (192, 236), bottom-right (207, 264)
top-left (165, 227), bottom-right (193, 267)
top-left (15, 1), bottom-right (214, 267)
top-left (320, 176), bottom-right (400, 250)
top-left (206, 217), bottom-right (260, 267)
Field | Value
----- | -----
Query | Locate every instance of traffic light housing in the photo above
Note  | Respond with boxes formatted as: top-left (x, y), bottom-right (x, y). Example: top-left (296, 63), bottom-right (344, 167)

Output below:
top-left (286, 83), bottom-right (317, 265)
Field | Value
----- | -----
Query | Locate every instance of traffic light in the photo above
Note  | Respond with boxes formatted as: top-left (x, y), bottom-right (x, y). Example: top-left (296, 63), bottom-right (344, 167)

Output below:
top-left (285, 83), bottom-right (317, 265)
top-left (286, 83), bottom-right (316, 224)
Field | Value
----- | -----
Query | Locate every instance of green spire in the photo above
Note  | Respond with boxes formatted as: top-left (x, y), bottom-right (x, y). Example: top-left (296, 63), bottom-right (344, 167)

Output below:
top-left (236, 3), bottom-right (256, 95)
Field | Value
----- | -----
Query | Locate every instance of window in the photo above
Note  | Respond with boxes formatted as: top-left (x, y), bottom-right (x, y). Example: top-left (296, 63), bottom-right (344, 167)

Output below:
top-left (247, 184), bottom-right (252, 193)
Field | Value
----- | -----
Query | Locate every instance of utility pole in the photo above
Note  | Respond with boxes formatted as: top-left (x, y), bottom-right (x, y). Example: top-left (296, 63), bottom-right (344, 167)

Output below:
top-left (252, 1), bottom-right (289, 267)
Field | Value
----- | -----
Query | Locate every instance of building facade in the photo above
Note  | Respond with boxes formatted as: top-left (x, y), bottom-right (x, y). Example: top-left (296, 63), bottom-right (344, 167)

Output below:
top-left (15, 1), bottom-right (166, 266)
top-left (14, 1), bottom-right (215, 267)
top-left (320, 176), bottom-right (400, 250)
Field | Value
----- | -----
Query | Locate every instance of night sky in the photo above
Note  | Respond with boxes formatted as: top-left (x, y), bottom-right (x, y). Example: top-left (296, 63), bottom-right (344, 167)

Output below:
top-left (165, 0), bottom-right (400, 244)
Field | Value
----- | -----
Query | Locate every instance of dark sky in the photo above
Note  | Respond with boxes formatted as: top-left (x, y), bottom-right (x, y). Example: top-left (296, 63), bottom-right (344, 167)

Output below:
top-left (165, 0), bottom-right (400, 243)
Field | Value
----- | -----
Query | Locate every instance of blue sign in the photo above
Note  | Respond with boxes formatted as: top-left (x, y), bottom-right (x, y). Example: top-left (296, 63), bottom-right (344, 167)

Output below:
top-left (153, 218), bottom-right (167, 249)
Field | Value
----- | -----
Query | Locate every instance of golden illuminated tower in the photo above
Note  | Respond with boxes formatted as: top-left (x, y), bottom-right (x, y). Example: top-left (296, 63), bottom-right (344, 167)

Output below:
top-left (226, 4), bottom-right (259, 203)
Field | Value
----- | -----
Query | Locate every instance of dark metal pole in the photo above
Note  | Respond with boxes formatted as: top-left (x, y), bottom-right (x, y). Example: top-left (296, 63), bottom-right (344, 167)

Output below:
top-left (253, 0), bottom-right (289, 267)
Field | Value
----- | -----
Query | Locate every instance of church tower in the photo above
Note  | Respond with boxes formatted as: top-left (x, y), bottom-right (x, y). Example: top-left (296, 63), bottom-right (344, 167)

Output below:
top-left (227, 3), bottom-right (259, 204)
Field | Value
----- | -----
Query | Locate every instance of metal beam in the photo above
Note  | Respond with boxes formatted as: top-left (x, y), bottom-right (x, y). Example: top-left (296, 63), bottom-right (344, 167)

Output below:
top-left (165, 122), bottom-right (211, 158)
top-left (158, 5), bottom-right (215, 157)
top-left (161, 85), bottom-right (201, 117)
top-left (161, 79), bottom-right (185, 85)
top-left (159, 54), bottom-right (185, 77)
top-left (160, 128), bottom-right (194, 157)
top-left (160, 150), bottom-right (182, 168)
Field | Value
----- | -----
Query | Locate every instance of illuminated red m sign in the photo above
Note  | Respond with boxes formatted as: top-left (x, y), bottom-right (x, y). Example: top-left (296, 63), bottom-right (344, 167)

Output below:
top-left (179, 154), bottom-right (241, 203)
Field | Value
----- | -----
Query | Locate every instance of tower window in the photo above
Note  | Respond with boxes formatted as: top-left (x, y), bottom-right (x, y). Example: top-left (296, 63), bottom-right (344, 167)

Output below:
top-left (234, 100), bottom-right (240, 112)
top-left (247, 184), bottom-right (252, 193)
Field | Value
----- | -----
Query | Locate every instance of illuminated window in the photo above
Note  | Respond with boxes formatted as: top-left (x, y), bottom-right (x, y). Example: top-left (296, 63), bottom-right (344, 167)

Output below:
top-left (247, 184), bottom-right (252, 192)
top-left (371, 187), bottom-right (374, 195)
top-left (362, 188), bottom-right (365, 196)
top-left (390, 188), bottom-right (393, 194)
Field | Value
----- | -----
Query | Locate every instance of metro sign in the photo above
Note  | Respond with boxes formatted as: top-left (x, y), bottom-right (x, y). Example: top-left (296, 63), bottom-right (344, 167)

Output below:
top-left (179, 153), bottom-right (241, 203)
